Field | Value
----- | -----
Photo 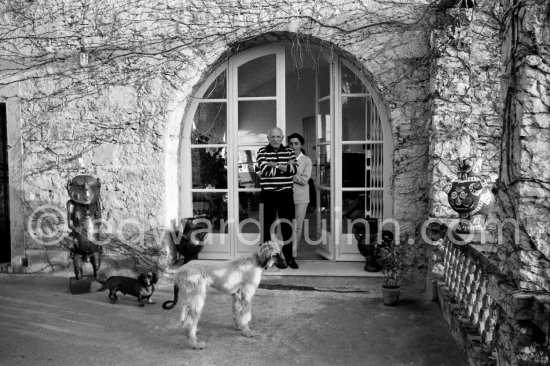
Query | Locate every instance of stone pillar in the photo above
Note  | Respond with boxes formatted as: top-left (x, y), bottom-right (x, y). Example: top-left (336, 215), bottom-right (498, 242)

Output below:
top-left (499, 0), bottom-right (550, 291)
top-left (427, 3), bottom-right (502, 226)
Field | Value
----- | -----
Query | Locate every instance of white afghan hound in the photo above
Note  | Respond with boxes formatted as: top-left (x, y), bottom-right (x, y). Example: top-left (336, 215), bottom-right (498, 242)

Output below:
top-left (162, 240), bottom-right (287, 349)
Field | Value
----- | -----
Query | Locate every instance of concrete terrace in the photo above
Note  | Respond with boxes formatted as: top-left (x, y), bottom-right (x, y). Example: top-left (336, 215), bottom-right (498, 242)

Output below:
top-left (0, 272), bottom-right (464, 366)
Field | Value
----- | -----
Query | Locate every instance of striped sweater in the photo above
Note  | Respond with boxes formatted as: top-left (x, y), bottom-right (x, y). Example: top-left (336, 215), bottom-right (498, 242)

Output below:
top-left (256, 144), bottom-right (297, 191)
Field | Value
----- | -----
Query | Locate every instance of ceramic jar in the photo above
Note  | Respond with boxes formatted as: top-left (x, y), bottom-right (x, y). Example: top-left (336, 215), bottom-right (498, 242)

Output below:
top-left (444, 154), bottom-right (494, 233)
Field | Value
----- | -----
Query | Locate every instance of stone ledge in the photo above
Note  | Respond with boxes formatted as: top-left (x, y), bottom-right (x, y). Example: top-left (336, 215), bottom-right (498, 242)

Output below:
top-left (467, 245), bottom-right (550, 339)
top-left (437, 281), bottom-right (497, 366)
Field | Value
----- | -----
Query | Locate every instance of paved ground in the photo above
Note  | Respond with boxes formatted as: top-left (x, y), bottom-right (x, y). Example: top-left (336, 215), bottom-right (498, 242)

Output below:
top-left (0, 274), bottom-right (464, 366)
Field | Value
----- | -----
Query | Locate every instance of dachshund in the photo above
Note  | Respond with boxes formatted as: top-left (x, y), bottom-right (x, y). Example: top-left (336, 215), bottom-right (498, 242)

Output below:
top-left (97, 271), bottom-right (158, 307)
top-left (162, 240), bottom-right (287, 349)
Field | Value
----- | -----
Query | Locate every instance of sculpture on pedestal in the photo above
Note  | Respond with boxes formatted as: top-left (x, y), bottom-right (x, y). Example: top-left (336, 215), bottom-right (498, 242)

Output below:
top-left (66, 175), bottom-right (103, 280)
top-left (444, 152), bottom-right (494, 233)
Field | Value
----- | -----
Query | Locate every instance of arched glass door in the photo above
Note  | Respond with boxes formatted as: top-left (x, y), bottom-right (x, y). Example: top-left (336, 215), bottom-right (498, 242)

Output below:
top-left (181, 64), bottom-right (229, 259)
top-left (313, 56), bottom-right (392, 261)
top-left (314, 53), bottom-right (334, 259)
top-left (181, 45), bottom-right (286, 258)
top-left (181, 44), bottom-right (391, 261)
top-left (336, 60), bottom-right (391, 260)
top-left (230, 46), bottom-right (286, 256)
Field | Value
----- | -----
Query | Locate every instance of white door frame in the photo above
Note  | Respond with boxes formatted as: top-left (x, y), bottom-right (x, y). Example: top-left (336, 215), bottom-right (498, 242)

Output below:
top-left (229, 45), bottom-right (286, 256)
top-left (181, 44), bottom-right (392, 261)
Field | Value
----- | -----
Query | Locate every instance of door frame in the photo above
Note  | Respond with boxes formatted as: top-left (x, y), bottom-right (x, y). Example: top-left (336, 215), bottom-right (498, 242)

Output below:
top-left (180, 45), bottom-right (287, 259)
top-left (313, 50), bottom-right (336, 260)
top-left (180, 44), bottom-right (393, 261)
top-left (0, 103), bottom-right (10, 263)
top-left (229, 45), bottom-right (286, 256)
top-left (334, 59), bottom-right (393, 261)
top-left (313, 56), bottom-right (393, 261)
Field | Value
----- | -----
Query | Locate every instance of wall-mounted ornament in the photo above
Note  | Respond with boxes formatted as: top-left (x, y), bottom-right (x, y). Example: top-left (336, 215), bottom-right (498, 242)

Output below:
top-left (444, 152), bottom-right (494, 233)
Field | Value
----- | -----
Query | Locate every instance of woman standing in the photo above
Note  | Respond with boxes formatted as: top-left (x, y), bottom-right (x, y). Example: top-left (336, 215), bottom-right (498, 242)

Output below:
top-left (287, 133), bottom-right (312, 269)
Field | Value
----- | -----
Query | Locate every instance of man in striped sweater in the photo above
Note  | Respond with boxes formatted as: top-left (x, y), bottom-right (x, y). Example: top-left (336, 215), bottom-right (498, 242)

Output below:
top-left (257, 127), bottom-right (299, 269)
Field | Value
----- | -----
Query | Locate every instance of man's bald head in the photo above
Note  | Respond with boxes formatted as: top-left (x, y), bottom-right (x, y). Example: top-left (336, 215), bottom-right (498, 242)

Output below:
top-left (267, 127), bottom-right (284, 149)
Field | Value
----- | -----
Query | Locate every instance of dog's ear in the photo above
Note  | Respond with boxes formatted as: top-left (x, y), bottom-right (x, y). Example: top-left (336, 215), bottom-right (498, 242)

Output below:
top-left (260, 256), bottom-right (271, 268)
top-left (257, 242), bottom-right (274, 268)
top-left (137, 273), bottom-right (146, 284)
top-left (151, 272), bottom-right (159, 284)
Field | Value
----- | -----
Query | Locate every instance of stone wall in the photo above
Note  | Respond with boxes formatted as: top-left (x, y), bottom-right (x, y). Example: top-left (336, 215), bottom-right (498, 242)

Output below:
top-left (429, 1), bottom-right (550, 363)
top-left (428, 2), bottom-right (503, 220)
top-left (0, 0), bottom-right (437, 272)
top-left (427, 0), bottom-right (550, 292)
top-left (498, 0), bottom-right (550, 291)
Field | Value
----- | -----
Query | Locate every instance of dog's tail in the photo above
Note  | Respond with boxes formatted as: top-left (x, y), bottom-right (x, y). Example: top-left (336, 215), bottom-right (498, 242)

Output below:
top-left (162, 284), bottom-right (179, 310)
top-left (92, 278), bottom-right (108, 292)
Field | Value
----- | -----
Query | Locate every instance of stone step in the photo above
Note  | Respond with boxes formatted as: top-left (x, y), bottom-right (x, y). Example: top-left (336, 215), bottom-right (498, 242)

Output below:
top-left (161, 260), bottom-right (386, 293)
top-left (7, 260), bottom-right (388, 293)
top-left (262, 260), bottom-right (384, 292)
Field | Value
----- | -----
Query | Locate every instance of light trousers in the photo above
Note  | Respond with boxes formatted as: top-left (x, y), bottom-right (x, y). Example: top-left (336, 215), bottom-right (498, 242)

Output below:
top-left (293, 202), bottom-right (309, 257)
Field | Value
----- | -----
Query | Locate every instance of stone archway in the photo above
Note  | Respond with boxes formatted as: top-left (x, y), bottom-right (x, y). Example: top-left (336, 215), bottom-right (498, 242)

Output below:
top-left (171, 35), bottom-right (394, 260)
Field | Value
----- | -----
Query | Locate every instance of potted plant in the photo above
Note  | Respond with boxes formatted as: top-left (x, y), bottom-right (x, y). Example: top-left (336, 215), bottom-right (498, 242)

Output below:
top-left (377, 233), bottom-right (418, 306)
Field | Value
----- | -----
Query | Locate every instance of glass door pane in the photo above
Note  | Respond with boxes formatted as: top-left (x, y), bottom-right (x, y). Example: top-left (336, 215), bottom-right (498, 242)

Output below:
top-left (192, 192), bottom-right (228, 234)
top-left (232, 47), bottom-right (284, 255)
top-left (341, 143), bottom-right (368, 255)
top-left (342, 97), bottom-right (366, 141)
top-left (237, 191), bottom-right (261, 246)
top-left (315, 55), bottom-right (334, 259)
top-left (237, 145), bottom-right (262, 246)
top-left (187, 71), bottom-right (230, 257)
top-left (338, 62), bottom-right (384, 260)
top-left (236, 98), bottom-right (275, 252)
top-left (238, 101), bottom-right (276, 143)
top-left (238, 54), bottom-right (276, 97)
top-left (237, 146), bottom-right (260, 189)
top-left (191, 147), bottom-right (228, 189)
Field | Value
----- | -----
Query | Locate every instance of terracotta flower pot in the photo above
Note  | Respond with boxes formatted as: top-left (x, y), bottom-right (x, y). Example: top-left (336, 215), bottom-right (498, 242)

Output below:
top-left (381, 286), bottom-right (400, 306)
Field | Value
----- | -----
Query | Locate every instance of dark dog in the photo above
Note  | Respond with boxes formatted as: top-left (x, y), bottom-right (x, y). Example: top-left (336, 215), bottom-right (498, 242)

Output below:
top-left (97, 272), bottom-right (158, 307)
top-left (173, 217), bottom-right (208, 264)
